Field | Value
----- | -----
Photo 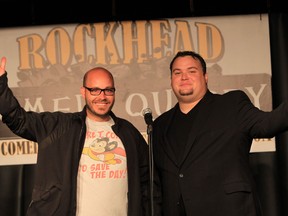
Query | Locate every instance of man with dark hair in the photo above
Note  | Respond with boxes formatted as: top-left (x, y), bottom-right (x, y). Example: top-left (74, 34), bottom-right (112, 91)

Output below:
top-left (152, 50), bottom-right (288, 216)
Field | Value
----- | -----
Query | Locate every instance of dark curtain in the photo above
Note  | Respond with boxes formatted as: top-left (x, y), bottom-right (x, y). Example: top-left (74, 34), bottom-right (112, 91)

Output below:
top-left (0, 165), bottom-right (35, 216)
top-left (269, 12), bottom-right (288, 216)
top-left (250, 152), bottom-right (280, 216)
top-left (0, 165), bottom-right (23, 216)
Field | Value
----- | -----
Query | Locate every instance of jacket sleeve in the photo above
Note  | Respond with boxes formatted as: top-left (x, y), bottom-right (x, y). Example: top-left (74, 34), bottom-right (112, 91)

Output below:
top-left (0, 72), bottom-right (38, 140)
top-left (235, 90), bottom-right (288, 138)
top-left (0, 72), bottom-right (58, 142)
top-left (0, 72), bottom-right (21, 116)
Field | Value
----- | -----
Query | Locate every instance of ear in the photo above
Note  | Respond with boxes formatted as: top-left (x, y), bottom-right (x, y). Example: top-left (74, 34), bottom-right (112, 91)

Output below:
top-left (80, 86), bottom-right (86, 98)
top-left (205, 73), bottom-right (208, 84)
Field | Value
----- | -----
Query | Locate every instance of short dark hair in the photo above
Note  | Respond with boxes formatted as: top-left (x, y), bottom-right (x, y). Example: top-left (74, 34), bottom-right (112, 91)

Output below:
top-left (169, 51), bottom-right (207, 74)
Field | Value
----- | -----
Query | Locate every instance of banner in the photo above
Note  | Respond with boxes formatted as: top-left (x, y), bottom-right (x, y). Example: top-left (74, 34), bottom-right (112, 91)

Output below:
top-left (0, 14), bottom-right (273, 165)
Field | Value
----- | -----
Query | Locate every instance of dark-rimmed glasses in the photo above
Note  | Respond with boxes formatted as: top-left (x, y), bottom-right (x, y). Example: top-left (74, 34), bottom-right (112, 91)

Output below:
top-left (83, 86), bottom-right (116, 96)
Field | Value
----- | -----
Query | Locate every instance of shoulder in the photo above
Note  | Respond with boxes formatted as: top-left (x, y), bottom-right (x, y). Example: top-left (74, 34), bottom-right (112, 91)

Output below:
top-left (204, 90), bottom-right (252, 109)
top-left (214, 90), bottom-right (250, 101)
top-left (116, 117), bottom-right (135, 128)
top-left (225, 89), bottom-right (247, 96)
top-left (111, 113), bottom-right (140, 133)
top-left (153, 105), bottom-right (176, 125)
top-left (224, 90), bottom-right (251, 102)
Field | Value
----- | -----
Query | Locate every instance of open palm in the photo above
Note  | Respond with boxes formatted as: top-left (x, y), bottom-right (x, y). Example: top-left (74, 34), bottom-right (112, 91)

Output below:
top-left (0, 57), bottom-right (6, 76)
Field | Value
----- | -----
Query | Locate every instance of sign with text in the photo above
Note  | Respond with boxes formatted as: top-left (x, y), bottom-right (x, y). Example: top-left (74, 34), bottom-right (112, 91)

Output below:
top-left (0, 14), bottom-right (273, 165)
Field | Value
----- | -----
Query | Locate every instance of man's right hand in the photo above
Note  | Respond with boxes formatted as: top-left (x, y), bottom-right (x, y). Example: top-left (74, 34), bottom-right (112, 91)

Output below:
top-left (0, 57), bottom-right (6, 76)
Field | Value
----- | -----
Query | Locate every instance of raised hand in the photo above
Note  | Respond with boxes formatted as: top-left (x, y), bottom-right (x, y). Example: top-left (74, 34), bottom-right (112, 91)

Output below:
top-left (0, 57), bottom-right (6, 76)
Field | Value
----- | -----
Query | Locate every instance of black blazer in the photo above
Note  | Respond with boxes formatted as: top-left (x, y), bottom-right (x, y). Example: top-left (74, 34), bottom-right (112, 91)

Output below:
top-left (153, 90), bottom-right (288, 216)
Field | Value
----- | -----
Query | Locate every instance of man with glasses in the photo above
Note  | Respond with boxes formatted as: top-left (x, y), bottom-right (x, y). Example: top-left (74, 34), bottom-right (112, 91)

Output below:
top-left (0, 57), bottom-right (154, 216)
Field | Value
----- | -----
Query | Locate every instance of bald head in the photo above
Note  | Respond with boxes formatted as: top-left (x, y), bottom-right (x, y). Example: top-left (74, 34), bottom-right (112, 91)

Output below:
top-left (83, 67), bottom-right (114, 87)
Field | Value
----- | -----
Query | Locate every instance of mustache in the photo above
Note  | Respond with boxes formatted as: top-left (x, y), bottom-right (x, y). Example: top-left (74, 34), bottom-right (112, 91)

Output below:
top-left (93, 98), bottom-right (109, 103)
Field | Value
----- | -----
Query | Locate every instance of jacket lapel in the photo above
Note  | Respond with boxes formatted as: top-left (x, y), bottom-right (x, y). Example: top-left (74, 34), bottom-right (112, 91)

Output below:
top-left (161, 105), bottom-right (180, 167)
top-left (178, 91), bottom-right (214, 166)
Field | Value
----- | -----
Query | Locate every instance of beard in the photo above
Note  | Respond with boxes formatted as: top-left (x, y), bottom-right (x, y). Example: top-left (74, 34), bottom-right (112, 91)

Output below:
top-left (179, 89), bottom-right (193, 96)
top-left (86, 98), bottom-right (114, 119)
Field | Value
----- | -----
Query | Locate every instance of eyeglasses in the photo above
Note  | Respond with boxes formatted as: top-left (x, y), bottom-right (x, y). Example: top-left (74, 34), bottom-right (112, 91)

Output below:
top-left (83, 86), bottom-right (116, 96)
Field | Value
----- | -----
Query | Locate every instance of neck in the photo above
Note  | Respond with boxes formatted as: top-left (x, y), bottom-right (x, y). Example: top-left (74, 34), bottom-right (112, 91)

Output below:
top-left (179, 91), bottom-right (207, 114)
top-left (86, 111), bottom-right (111, 122)
top-left (179, 100), bottom-right (199, 114)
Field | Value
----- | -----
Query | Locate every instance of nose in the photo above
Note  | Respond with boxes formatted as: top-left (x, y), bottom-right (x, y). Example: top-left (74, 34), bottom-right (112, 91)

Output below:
top-left (181, 72), bottom-right (188, 80)
top-left (98, 90), bottom-right (107, 98)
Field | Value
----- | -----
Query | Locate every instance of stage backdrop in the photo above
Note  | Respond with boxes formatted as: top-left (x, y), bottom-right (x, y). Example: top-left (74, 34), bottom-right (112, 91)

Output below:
top-left (0, 14), bottom-right (272, 166)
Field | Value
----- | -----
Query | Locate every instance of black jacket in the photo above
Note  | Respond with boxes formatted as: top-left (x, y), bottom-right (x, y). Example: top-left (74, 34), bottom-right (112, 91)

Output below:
top-left (153, 90), bottom-right (288, 216)
top-left (0, 72), bottom-right (151, 216)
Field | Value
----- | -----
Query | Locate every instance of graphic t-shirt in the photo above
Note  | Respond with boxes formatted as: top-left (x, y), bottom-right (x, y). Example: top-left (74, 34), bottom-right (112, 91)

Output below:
top-left (76, 117), bottom-right (128, 215)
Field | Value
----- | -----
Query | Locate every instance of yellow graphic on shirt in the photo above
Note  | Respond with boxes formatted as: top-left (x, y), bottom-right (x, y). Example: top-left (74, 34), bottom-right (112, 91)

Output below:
top-left (82, 137), bottom-right (126, 165)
